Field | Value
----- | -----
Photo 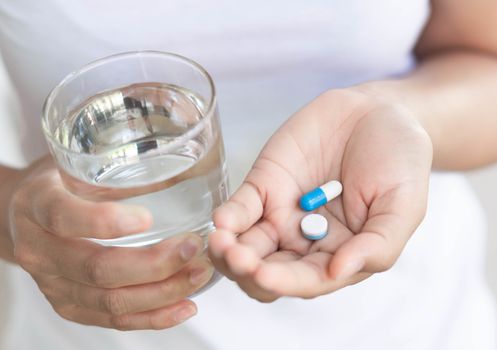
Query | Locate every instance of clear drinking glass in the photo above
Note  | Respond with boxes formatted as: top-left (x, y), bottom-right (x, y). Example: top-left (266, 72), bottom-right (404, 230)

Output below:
top-left (42, 51), bottom-right (229, 293)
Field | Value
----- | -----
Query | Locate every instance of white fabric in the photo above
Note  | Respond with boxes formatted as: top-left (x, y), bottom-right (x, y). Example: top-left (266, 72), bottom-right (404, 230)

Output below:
top-left (0, 55), bottom-right (23, 168)
top-left (0, 1), bottom-right (495, 349)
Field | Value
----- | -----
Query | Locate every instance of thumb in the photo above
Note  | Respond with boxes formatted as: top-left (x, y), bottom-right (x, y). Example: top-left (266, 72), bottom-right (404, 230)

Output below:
top-left (329, 184), bottom-right (428, 280)
top-left (213, 180), bottom-right (265, 234)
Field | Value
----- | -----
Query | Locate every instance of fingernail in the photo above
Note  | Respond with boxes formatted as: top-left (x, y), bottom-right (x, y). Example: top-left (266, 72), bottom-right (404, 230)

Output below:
top-left (189, 267), bottom-right (213, 285)
top-left (174, 305), bottom-right (197, 323)
top-left (336, 258), bottom-right (365, 281)
top-left (180, 237), bottom-right (201, 261)
top-left (118, 207), bottom-right (149, 233)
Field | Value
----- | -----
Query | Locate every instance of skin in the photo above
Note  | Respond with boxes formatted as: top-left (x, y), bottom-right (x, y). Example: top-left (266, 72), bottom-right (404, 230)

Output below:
top-left (209, 0), bottom-right (497, 301)
top-left (4, 157), bottom-right (215, 330)
top-left (209, 91), bottom-right (432, 301)
top-left (1, 0), bottom-right (497, 329)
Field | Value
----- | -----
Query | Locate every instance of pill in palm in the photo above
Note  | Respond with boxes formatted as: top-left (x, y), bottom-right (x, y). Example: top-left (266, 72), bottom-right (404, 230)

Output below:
top-left (299, 180), bottom-right (343, 211)
top-left (300, 213), bottom-right (328, 240)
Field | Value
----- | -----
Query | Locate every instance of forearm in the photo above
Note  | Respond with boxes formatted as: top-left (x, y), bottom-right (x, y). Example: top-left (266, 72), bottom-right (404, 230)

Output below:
top-left (0, 166), bottom-right (25, 263)
top-left (356, 51), bottom-right (497, 170)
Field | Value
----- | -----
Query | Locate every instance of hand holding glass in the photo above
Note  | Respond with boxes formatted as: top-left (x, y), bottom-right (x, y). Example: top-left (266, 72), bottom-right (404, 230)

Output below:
top-left (42, 51), bottom-right (228, 293)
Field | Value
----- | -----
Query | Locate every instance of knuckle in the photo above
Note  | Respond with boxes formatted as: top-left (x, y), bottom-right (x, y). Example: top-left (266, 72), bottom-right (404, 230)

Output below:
top-left (147, 250), bottom-right (167, 276)
top-left (158, 279), bottom-right (175, 296)
top-left (85, 253), bottom-right (112, 287)
top-left (101, 290), bottom-right (129, 316)
top-left (110, 314), bottom-right (133, 331)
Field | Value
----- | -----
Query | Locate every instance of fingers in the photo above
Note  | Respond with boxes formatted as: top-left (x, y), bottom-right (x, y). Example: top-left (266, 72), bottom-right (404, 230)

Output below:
top-left (237, 221), bottom-right (280, 257)
top-left (78, 235), bottom-right (204, 287)
top-left (210, 185), bottom-right (424, 300)
top-left (71, 234), bottom-right (204, 288)
top-left (329, 185), bottom-right (427, 280)
top-left (209, 230), bottom-right (354, 301)
top-left (212, 247), bottom-right (368, 300)
top-left (209, 230), bottom-right (254, 282)
top-left (213, 181), bottom-right (265, 234)
top-left (209, 219), bottom-right (282, 285)
top-left (27, 178), bottom-right (152, 238)
top-left (229, 272), bottom-right (280, 303)
top-left (38, 256), bottom-right (214, 316)
top-left (209, 221), bottom-right (278, 269)
top-left (208, 229), bottom-right (280, 302)
top-left (54, 300), bottom-right (197, 331)
top-left (21, 231), bottom-right (205, 288)
top-left (210, 210), bottom-right (354, 279)
top-left (254, 252), bottom-right (371, 298)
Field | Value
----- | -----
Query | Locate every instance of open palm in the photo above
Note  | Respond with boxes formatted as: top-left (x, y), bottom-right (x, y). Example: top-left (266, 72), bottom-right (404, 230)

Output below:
top-left (209, 89), bottom-right (433, 301)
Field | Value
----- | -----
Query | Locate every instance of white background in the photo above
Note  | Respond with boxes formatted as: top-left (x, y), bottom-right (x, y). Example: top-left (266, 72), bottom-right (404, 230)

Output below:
top-left (469, 168), bottom-right (497, 296)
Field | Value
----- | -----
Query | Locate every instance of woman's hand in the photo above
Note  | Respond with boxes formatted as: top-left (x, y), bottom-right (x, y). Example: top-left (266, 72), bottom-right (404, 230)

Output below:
top-left (9, 157), bottom-right (214, 330)
top-left (209, 88), bottom-right (433, 302)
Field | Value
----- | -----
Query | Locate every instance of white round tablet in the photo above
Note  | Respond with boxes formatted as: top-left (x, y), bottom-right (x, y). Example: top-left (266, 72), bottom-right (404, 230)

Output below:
top-left (300, 214), bottom-right (328, 240)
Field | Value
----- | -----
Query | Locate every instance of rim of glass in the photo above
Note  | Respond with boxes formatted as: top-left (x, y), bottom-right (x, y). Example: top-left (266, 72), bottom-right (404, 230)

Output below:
top-left (42, 50), bottom-right (217, 157)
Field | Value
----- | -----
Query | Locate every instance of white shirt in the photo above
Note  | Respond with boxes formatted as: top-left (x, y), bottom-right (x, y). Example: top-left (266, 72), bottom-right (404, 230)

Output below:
top-left (0, 1), bottom-right (495, 349)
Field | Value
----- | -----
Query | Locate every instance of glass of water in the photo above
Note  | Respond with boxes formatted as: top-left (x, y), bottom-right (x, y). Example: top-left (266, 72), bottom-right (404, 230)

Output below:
top-left (42, 51), bottom-right (229, 292)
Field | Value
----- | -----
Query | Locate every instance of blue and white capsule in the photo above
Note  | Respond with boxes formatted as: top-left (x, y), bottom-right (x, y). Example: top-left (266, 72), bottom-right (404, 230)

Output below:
top-left (299, 180), bottom-right (343, 211)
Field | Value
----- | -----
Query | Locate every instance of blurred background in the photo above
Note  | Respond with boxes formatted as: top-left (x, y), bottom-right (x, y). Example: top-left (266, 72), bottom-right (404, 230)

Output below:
top-left (469, 167), bottom-right (497, 296)
top-left (0, 55), bottom-right (496, 307)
